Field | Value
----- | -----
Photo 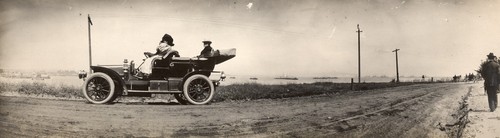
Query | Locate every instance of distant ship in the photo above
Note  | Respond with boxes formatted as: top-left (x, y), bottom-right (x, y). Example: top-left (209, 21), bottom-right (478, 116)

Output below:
top-left (250, 77), bottom-right (258, 80)
top-left (313, 77), bottom-right (338, 79)
top-left (274, 75), bottom-right (298, 80)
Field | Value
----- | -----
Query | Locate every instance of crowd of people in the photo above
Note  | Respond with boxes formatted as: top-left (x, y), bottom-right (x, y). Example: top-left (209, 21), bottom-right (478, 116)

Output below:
top-left (452, 73), bottom-right (479, 82)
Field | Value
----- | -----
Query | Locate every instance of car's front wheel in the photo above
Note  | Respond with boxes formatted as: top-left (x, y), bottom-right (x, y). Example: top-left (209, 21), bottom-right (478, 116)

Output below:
top-left (83, 72), bottom-right (116, 104)
top-left (183, 74), bottom-right (215, 105)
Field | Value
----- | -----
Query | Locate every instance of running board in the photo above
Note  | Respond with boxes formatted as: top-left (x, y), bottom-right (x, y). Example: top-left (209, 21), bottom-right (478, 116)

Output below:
top-left (126, 90), bottom-right (182, 94)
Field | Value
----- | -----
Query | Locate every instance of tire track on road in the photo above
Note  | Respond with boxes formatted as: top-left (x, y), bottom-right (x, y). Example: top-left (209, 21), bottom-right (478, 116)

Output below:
top-left (176, 84), bottom-right (449, 137)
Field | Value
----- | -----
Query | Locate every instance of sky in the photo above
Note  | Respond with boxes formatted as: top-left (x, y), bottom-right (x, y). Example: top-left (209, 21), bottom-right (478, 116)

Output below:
top-left (1, 0), bottom-right (499, 77)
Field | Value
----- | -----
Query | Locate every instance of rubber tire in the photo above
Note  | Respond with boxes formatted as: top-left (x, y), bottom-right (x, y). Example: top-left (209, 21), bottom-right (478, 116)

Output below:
top-left (174, 94), bottom-right (190, 105)
top-left (183, 75), bottom-right (215, 105)
top-left (83, 72), bottom-right (116, 104)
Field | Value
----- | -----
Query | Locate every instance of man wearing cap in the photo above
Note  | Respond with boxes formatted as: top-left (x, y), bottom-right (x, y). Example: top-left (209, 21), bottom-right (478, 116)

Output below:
top-left (480, 53), bottom-right (500, 112)
top-left (199, 40), bottom-right (214, 58)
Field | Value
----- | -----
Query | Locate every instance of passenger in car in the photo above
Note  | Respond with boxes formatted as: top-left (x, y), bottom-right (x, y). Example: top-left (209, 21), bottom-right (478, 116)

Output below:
top-left (137, 33), bottom-right (175, 78)
top-left (198, 40), bottom-right (214, 58)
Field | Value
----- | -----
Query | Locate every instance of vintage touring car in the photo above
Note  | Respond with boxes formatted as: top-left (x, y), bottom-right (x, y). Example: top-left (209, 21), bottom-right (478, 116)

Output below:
top-left (79, 48), bottom-right (236, 105)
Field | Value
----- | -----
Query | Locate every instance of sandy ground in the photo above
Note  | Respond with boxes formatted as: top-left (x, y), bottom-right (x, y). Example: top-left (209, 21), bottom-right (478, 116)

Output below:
top-left (463, 84), bottom-right (500, 138)
top-left (0, 82), bottom-right (486, 137)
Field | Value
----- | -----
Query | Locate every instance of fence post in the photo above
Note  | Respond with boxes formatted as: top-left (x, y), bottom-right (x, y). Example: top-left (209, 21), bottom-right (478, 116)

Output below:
top-left (351, 78), bottom-right (354, 90)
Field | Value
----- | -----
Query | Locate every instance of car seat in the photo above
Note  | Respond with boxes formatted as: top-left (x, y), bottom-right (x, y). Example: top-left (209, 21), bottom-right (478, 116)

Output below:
top-left (153, 50), bottom-right (179, 68)
top-left (163, 50), bottom-right (180, 59)
top-left (148, 50), bottom-right (180, 79)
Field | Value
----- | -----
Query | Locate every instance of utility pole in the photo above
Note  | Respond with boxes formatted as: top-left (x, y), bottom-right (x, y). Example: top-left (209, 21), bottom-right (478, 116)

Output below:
top-left (392, 49), bottom-right (400, 83)
top-left (357, 24), bottom-right (363, 83)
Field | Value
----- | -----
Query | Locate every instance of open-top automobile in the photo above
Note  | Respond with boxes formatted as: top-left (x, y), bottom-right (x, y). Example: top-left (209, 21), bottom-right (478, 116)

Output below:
top-left (79, 48), bottom-right (235, 105)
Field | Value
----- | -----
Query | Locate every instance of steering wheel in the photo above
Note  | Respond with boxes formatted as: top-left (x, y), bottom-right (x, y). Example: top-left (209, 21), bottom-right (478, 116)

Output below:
top-left (144, 52), bottom-right (153, 58)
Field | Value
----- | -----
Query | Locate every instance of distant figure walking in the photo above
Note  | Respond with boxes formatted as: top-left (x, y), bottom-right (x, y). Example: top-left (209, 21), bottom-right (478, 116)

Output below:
top-left (479, 53), bottom-right (500, 112)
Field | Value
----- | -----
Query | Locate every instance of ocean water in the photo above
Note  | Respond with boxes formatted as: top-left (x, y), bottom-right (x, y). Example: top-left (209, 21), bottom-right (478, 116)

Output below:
top-left (0, 75), bottom-right (452, 87)
top-left (222, 76), bottom-right (451, 85)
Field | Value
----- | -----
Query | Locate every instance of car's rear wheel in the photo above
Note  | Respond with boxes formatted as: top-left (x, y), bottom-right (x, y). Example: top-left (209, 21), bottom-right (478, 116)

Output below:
top-left (183, 75), bottom-right (214, 105)
top-left (83, 72), bottom-right (116, 104)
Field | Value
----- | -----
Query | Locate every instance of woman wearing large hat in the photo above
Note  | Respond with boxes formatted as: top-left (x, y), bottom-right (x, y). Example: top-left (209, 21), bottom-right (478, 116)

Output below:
top-left (138, 33), bottom-right (176, 78)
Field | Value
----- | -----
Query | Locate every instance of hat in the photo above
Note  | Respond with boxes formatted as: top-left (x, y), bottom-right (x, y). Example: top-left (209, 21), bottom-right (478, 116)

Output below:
top-left (487, 53), bottom-right (496, 59)
top-left (202, 40), bottom-right (212, 44)
top-left (161, 34), bottom-right (175, 46)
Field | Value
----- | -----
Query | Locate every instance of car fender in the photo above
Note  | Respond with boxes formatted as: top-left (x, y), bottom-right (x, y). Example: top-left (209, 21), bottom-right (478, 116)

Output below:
top-left (91, 66), bottom-right (127, 95)
top-left (183, 71), bottom-right (211, 81)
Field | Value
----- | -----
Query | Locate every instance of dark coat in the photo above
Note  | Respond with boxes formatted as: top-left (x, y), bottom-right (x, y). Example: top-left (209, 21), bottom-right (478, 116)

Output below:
top-left (481, 60), bottom-right (500, 87)
top-left (199, 46), bottom-right (213, 58)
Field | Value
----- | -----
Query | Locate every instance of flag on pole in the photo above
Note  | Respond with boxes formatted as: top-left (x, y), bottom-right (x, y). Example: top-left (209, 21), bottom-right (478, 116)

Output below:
top-left (88, 14), bottom-right (93, 25)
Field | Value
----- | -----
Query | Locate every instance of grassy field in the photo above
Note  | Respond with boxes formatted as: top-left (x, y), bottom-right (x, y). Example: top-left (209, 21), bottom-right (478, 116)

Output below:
top-left (0, 81), bottom-right (82, 99)
top-left (0, 81), bottom-right (430, 103)
top-left (211, 82), bottom-right (419, 102)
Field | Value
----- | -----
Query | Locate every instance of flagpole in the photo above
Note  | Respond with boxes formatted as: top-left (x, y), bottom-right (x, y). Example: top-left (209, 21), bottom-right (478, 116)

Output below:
top-left (88, 14), bottom-right (92, 73)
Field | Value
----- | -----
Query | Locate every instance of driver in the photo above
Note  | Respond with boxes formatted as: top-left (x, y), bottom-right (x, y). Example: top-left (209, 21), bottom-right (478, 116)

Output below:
top-left (137, 33), bottom-right (175, 77)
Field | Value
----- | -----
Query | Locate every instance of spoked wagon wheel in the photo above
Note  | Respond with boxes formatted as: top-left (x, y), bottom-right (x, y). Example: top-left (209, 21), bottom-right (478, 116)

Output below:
top-left (83, 72), bottom-right (116, 104)
top-left (174, 94), bottom-right (190, 105)
top-left (183, 75), bottom-right (215, 105)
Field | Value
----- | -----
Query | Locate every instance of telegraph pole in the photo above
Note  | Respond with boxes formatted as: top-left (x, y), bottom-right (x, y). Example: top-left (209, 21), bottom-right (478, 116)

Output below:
top-left (357, 24), bottom-right (363, 83)
top-left (392, 49), bottom-right (400, 83)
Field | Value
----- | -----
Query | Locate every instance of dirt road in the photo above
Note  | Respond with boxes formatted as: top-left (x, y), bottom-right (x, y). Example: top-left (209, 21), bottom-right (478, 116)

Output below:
top-left (0, 83), bottom-right (478, 137)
